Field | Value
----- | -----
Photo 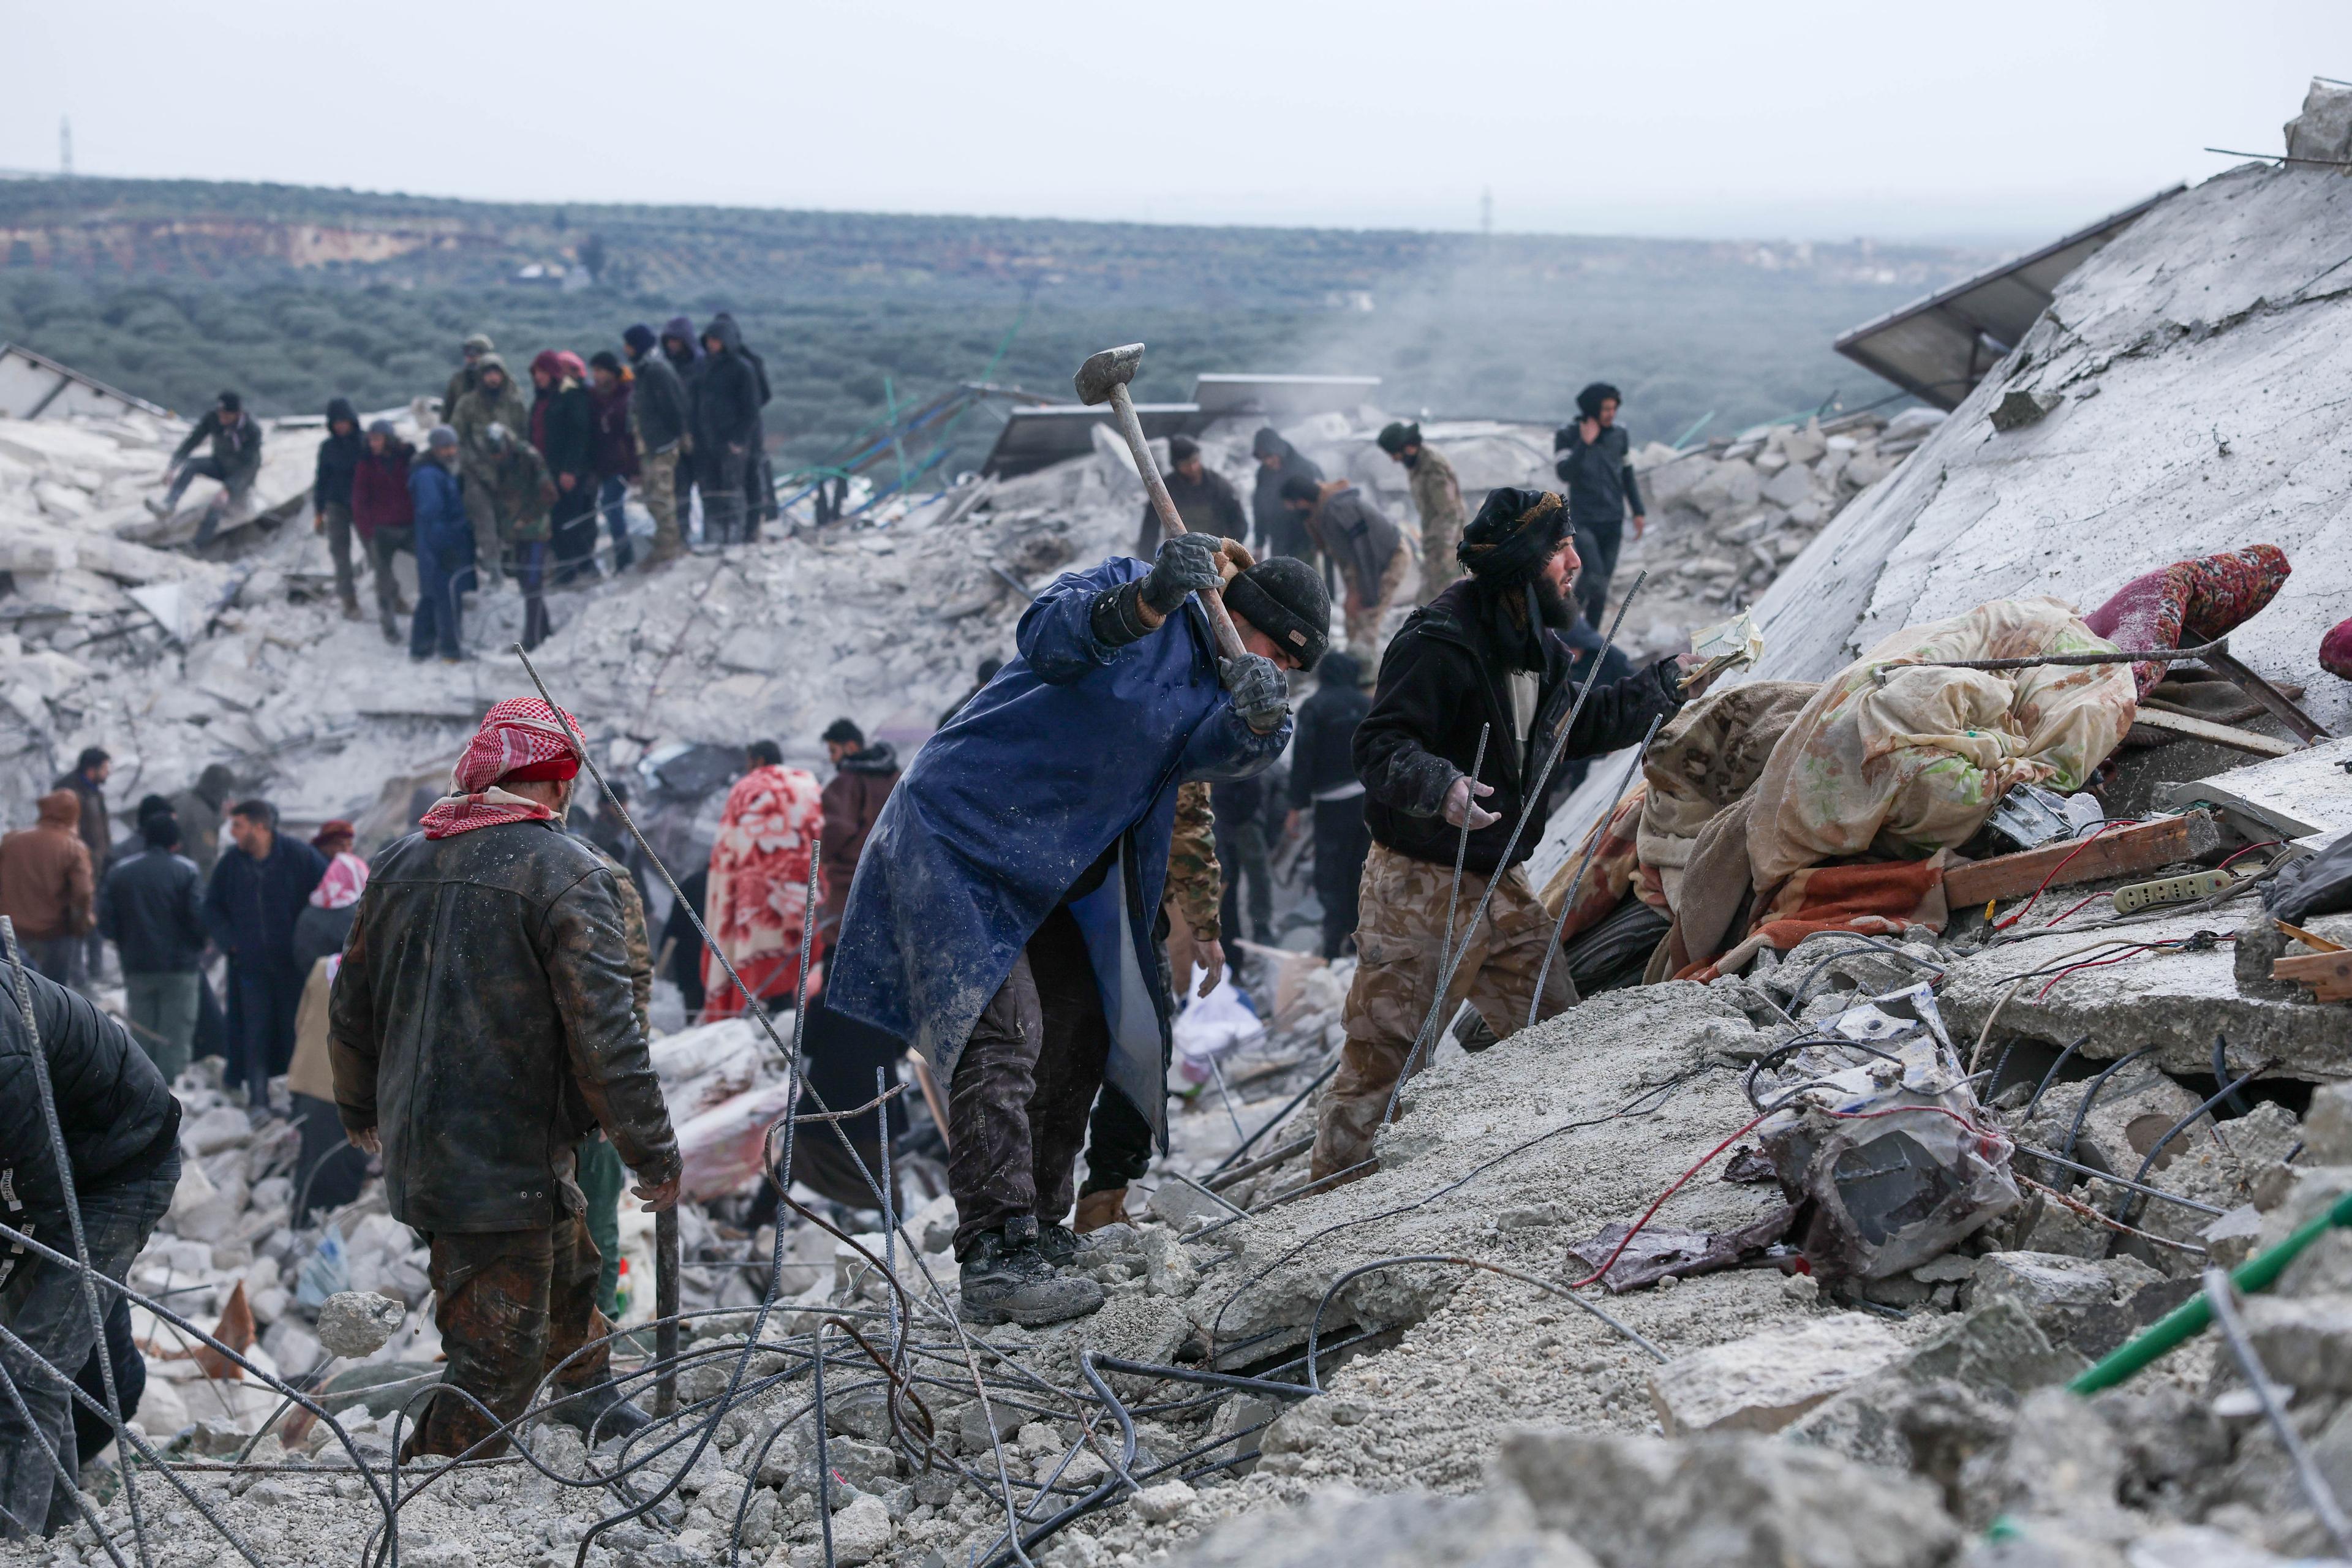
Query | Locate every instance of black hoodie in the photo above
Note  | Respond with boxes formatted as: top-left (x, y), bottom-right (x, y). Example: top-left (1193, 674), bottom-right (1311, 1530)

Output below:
top-left (314, 397), bottom-right (363, 510)
top-left (693, 315), bottom-right (764, 457)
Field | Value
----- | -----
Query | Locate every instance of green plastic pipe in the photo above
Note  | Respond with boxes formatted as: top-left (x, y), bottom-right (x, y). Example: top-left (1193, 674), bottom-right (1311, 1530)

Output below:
top-left (2070, 1189), bottom-right (2352, 1395)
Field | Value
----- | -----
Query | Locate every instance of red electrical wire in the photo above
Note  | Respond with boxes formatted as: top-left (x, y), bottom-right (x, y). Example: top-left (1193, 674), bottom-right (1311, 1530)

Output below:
top-left (2045, 889), bottom-right (2108, 927)
top-left (1567, 1107), bottom-right (1777, 1289)
top-left (2035, 933), bottom-right (2236, 998)
top-left (2220, 840), bottom-right (2283, 869)
top-left (1993, 821), bottom-right (2124, 930)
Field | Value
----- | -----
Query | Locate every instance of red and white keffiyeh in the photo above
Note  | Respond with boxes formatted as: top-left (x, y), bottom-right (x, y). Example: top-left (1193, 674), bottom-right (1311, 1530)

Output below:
top-left (421, 697), bottom-right (585, 840)
top-left (309, 851), bottom-right (371, 909)
top-left (701, 764), bottom-right (827, 1017)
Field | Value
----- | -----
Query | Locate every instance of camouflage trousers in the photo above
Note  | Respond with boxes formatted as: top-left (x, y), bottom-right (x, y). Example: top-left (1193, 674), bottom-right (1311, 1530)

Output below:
top-left (405, 1202), bottom-right (610, 1460)
top-left (1312, 843), bottom-right (1576, 1180)
top-left (1419, 507), bottom-right (1464, 605)
top-left (1345, 543), bottom-right (1420, 663)
top-left (639, 447), bottom-right (683, 560)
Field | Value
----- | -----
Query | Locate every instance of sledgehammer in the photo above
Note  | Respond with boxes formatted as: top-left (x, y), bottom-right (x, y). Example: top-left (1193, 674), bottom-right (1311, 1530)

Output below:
top-left (1075, 344), bottom-right (1248, 662)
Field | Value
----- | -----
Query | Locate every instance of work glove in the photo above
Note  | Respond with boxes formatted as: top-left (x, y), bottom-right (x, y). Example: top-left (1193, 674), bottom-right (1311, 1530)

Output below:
top-left (1220, 653), bottom-right (1290, 734)
top-left (1141, 533), bottom-right (1225, 617)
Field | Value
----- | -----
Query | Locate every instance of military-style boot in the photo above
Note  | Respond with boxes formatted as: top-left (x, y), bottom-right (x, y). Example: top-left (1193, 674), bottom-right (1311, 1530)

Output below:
top-left (543, 1377), bottom-right (652, 1445)
top-left (959, 1218), bottom-right (1104, 1327)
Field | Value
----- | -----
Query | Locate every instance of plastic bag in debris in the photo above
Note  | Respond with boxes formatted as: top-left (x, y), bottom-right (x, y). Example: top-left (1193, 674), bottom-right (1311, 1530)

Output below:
top-left (1747, 597), bottom-right (2137, 888)
top-left (1760, 983), bottom-right (2019, 1283)
top-left (296, 1227), bottom-right (349, 1310)
top-left (1171, 967), bottom-right (1264, 1085)
top-left (2266, 829), bottom-right (2352, 924)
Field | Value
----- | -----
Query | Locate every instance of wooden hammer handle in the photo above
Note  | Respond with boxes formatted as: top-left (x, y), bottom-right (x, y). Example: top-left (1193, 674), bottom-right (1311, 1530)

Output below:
top-left (1107, 384), bottom-right (1248, 662)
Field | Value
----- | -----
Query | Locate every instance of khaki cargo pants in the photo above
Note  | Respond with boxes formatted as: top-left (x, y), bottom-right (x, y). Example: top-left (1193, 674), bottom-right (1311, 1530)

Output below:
top-left (1344, 543), bottom-right (1420, 663)
top-left (639, 446), bottom-right (683, 560)
top-left (1312, 842), bottom-right (1575, 1181)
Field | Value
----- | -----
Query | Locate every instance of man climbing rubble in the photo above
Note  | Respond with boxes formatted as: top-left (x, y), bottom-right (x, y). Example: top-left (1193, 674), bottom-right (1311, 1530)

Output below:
top-left (152, 391), bottom-right (264, 545)
top-left (329, 698), bottom-right (680, 1458)
top-left (0, 952), bottom-right (180, 1539)
top-left (1312, 488), bottom-right (1690, 1182)
top-left (831, 536), bottom-right (1325, 1325)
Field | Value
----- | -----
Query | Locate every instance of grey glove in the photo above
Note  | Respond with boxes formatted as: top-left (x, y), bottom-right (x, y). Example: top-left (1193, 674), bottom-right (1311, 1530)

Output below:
top-left (1141, 533), bottom-right (1224, 616)
top-left (1220, 654), bottom-right (1290, 734)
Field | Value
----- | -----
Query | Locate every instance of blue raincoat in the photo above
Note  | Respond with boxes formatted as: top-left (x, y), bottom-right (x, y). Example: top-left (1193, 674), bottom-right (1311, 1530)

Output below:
top-left (827, 556), bottom-right (1289, 1152)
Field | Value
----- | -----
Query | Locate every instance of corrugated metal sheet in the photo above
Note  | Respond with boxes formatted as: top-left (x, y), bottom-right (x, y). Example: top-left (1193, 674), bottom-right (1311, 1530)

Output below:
top-left (1834, 187), bottom-right (2183, 409)
top-left (0, 342), bottom-right (172, 420)
top-left (981, 402), bottom-right (1201, 478)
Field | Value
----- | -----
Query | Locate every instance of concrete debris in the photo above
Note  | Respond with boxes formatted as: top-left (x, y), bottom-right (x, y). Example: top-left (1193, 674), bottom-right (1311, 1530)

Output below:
top-left (312, 1289), bottom-right (407, 1358)
top-left (1646, 1313), bottom-right (1905, 1436)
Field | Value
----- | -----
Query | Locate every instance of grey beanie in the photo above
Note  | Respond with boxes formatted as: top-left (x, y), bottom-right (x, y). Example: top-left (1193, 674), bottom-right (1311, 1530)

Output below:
top-left (428, 424), bottom-right (459, 450)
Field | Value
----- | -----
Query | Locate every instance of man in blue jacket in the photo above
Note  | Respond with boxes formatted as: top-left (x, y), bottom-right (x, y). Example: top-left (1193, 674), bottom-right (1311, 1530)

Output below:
top-left (408, 425), bottom-right (473, 662)
top-left (831, 536), bottom-right (1325, 1324)
top-left (203, 799), bottom-right (326, 1106)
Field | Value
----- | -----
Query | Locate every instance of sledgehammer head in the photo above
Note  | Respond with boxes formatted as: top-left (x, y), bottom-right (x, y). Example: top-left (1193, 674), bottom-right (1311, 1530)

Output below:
top-left (1075, 343), bottom-right (1145, 406)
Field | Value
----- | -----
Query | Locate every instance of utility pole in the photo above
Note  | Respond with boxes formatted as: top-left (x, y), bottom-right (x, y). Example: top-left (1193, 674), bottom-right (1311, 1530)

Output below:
top-left (1480, 186), bottom-right (1493, 238)
top-left (59, 117), bottom-right (72, 178)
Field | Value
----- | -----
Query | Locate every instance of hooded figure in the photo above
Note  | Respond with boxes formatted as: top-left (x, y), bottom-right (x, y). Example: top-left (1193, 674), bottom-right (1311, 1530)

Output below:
top-left (1249, 426), bottom-right (1325, 567)
top-left (692, 315), bottom-right (764, 544)
top-left (313, 396), bottom-right (367, 617)
top-left (443, 333), bottom-right (494, 424)
top-left (451, 353), bottom-right (531, 579)
top-left (329, 697), bottom-right (680, 1460)
top-left (1553, 381), bottom-right (1645, 627)
top-left (1313, 486), bottom-right (1686, 1182)
top-left (830, 539), bottom-right (1316, 1325)
top-left (168, 764), bottom-right (238, 879)
top-left (1287, 647), bottom-right (1375, 958)
top-left (711, 312), bottom-right (776, 531)
top-left (0, 791), bottom-right (95, 984)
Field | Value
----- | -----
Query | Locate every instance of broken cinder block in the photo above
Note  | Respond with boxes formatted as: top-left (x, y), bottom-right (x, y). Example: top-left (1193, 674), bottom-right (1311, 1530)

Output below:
top-left (1646, 1313), bottom-right (1905, 1436)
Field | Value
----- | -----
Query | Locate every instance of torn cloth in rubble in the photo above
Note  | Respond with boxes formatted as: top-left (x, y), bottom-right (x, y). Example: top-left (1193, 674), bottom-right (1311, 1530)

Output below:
top-left (1566, 1205), bottom-right (1796, 1293)
top-left (2084, 543), bottom-right (2290, 696)
top-left (1746, 597), bottom-right (2137, 890)
top-left (700, 764), bottom-right (826, 1016)
top-left (1684, 854), bottom-right (1950, 983)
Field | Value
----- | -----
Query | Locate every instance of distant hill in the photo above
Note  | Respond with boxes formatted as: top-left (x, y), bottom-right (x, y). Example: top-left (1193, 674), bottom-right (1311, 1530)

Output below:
top-left (0, 178), bottom-right (1991, 478)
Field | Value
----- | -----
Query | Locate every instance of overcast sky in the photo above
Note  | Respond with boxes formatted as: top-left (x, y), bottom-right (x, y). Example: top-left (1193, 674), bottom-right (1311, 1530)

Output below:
top-left (6, 1), bottom-right (2346, 246)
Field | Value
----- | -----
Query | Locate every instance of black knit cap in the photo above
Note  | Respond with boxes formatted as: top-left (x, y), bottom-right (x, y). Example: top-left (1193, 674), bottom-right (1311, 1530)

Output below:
top-left (1376, 421), bottom-right (1420, 454)
top-left (1457, 486), bottom-right (1569, 580)
top-left (1278, 473), bottom-right (1322, 504)
top-left (1224, 556), bottom-right (1330, 671)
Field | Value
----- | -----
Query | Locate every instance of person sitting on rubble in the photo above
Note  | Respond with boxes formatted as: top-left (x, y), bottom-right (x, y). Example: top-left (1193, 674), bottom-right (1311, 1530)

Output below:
top-left (1553, 382), bottom-right (1646, 628)
top-left (1280, 473), bottom-right (1415, 661)
top-left (829, 534), bottom-right (1325, 1325)
top-left (1311, 488), bottom-right (1690, 1183)
top-left (352, 420), bottom-right (416, 644)
top-left (484, 421), bottom-right (559, 650)
top-left (1250, 426), bottom-right (1324, 567)
top-left (408, 426), bottom-right (474, 663)
top-left (450, 353), bottom-right (529, 584)
top-left (1376, 422), bottom-right (1466, 605)
top-left (153, 391), bottom-right (265, 545)
top-left (1137, 435), bottom-right (1247, 556)
top-left (0, 953), bottom-right (181, 1539)
top-left (330, 698), bottom-right (681, 1459)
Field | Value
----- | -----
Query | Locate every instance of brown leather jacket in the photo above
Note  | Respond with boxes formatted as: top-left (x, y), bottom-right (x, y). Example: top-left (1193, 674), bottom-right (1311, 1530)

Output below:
top-left (818, 744), bottom-right (900, 938)
top-left (328, 818), bottom-right (679, 1234)
top-left (0, 791), bottom-right (95, 941)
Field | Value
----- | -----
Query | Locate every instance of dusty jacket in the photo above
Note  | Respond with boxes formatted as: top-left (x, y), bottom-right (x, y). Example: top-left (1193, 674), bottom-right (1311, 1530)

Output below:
top-left (314, 398), bottom-right (363, 511)
top-left (1356, 577), bottom-right (1683, 874)
top-left (818, 743), bottom-right (900, 938)
top-left (488, 442), bottom-right (556, 544)
top-left (1303, 482), bottom-right (1405, 608)
top-left (99, 847), bottom-right (207, 974)
top-left (328, 819), bottom-right (680, 1233)
top-left (1136, 466), bottom-right (1248, 556)
top-left (451, 357), bottom-right (530, 481)
top-left (0, 963), bottom-right (179, 1216)
top-left (0, 792), bottom-right (95, 941)
top-left (168, 408), bottom-right (263, 484)
top-left (627, 349), bottom-right (689, 454)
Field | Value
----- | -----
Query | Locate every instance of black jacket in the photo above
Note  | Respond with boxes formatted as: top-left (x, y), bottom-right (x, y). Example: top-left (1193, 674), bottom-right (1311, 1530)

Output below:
top-left (1356, 577), bottom-right (1683, 874)
top-left (328, 819), bottom-right (680, 1233)
top-left (98, 848), bottom-right (207, 974)
top-left (1289, 652), bottom-right (1372, 809)
top-left (627, 350), bottom-right (690, 453)
top-left (533, 382), bottom-right (595, 485)
top-left (1251, 442), bottom-right (1324, 560)
top-left (314, 397), bottom-right (363, 510)
top-left (1137, 466), bottom-right (1248, 556)
top-left (291, 901), bottom-right (356, 975)
top-left (693, 318), bottom-right (764, 456)
top-left (204, 836), bottom-right (327, 970)
top-left (1553, 421), bottom-right (1645, 530)
top-left (169, 408), bottom-right (264, 482)
top-left (0, 962), bottom-right (179, 1216)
